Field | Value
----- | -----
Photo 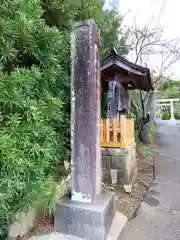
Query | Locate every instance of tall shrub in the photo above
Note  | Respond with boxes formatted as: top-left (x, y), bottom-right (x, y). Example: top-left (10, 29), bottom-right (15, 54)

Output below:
top-left (0, 0), bottom-right (129, 235)
top-left (0, 0), bottom-right (69, 233)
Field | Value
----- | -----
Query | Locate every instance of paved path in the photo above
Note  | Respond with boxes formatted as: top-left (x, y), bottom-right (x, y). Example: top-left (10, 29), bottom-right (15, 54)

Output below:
top-left (119, 124), bottom-right (180, 240)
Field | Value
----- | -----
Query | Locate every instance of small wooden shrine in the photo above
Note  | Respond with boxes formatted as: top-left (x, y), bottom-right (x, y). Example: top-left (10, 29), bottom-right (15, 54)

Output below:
top-left (100, 48), bottom-right (153, 148)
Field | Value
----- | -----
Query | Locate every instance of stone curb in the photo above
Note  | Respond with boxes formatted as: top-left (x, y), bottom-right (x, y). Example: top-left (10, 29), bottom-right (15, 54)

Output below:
top-left (29, 211), bottom-right (128, 240)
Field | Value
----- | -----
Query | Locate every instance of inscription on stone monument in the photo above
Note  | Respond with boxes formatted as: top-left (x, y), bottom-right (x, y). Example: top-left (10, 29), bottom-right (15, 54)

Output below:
top-left (71, 20), bottom-right (101, 203)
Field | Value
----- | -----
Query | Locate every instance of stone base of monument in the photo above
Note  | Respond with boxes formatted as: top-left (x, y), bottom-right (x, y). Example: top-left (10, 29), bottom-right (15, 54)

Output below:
top-left (54, 192), bottom-right (115, 240)
top-left (102, 143), bottom-right (137, 193)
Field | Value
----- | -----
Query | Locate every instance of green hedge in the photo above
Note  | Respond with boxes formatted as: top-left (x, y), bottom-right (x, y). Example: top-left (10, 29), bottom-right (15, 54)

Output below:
top-left (162, 112), bottom-right (171, 120)
top-left (174, 113), bottom-right (180, 120)
top-left (0, 1), bottom-right (70, 236)
top-left (162, 111), bottom-right (180, 120)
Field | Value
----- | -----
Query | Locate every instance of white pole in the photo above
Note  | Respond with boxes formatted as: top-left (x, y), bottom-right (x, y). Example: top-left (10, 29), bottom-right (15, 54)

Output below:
top-left (170, 100), bottom-right (175, 120)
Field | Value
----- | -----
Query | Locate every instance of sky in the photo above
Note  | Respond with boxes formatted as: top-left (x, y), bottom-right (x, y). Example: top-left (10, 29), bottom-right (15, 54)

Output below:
top-left (117, 0), bottom-right (180, 78)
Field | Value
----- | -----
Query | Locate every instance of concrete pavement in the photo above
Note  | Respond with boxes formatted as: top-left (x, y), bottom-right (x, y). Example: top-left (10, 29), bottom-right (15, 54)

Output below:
top-left (119, 124), bottom-right (180, 240)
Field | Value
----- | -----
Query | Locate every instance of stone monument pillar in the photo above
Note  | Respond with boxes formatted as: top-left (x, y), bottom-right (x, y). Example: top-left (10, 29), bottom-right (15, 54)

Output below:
top-left (54, 19), bottom-right (115, 240)
top-left (70, 19), bottom-right (101, 202)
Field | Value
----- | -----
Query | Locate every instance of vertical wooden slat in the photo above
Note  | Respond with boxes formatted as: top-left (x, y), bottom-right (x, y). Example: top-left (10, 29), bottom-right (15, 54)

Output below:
top-left (129, 120), bottom-right (131, 144)
top-left (131, 119), bottom-right (135, 142)
top-left (126, 119), bottom-right (128, 143)
top-left (103, 119), bottom-right (105, 143)
top-left (128, 119), bottom-right (130, 143)
top-left (101, 116), bottom-right (134, 148)
top-left (117, 117), bottom-right (121, 142)
top-left (105, 118), bottom-right (110, 142)
top-left (126, 119), bottom-right (128, 145)
top-left (120, 115), bottom-right (125, 145)
top-left (125, 116), bottom-right (127, 147)
top-left (130, 120), bottom-right (132, 144)
top-left (113, 119), bottom-right (117, 142)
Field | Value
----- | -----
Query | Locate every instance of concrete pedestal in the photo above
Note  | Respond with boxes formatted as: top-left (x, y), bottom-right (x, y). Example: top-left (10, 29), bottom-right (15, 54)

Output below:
top-left (54, 192), bottom-right (115, 240)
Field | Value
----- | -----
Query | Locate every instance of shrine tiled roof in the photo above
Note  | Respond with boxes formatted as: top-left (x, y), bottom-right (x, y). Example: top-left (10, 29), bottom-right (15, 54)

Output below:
top-left (101, 48), bottom-right (153, 91)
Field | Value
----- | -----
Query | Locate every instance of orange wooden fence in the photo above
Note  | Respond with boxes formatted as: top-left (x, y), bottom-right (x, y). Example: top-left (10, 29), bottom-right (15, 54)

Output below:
top-left (101, 115), bottom-right (135, 148)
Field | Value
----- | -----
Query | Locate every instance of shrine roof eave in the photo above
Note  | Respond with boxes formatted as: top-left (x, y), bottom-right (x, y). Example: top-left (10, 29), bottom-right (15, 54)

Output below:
top-left (101, 49), bottom-right (153, 92)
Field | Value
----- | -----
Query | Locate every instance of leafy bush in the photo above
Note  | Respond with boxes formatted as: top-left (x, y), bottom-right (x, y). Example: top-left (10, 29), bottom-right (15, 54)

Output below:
top-left (162, 111), bottom-right (171, 120)
top-left (142, 145), bottom-right (152, 156)
top-left (0, 0), bottom-right (70, 235)
top-left (0, 0), bottom-right (129, 236)
top-left (174, 113), bottom-right (180, 120)
top-left (149, 123), bottom-right (156, 144)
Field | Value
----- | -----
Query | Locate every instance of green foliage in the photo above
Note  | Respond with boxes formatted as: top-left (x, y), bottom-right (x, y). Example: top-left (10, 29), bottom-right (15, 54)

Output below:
top-left (162, 111), bottom-right (171, 120)
top-left (174, 112), bottom-right (180, 120)
top-left (0, 225), bottom-right (8, 240)
top-left (130, 90), bottom-right (152, 145)
top-left (149, 123), bottom-right (156, 144)
top-left (0, 0), bottom-right (71, 234)
top-left (42, 0), bottom-right (104, 30)
top-left (136, 124), bottom-right (156, 156)
top-left (142, 145), bottom-right (152, 156)
top-left (160, 88), bottom-right (180, 99)
top-left (159, 77), bottom-right (180, 118)
top-left (159, 76), bottom-right (180, 99)
top-left (161, 111), bottom-right (180, 120)
top-left (99, 1), bottom-right (129, 57)
top-left (160, 77), bottom-right (180, 91)
top-left (0, 0), bottom-right (129, 236)
top-left (137, 123), bottom-right (156, 156)
top-left (130, 91), bottom-right (143, 127)
top-left (42, 0), bottom-right (129, 57)
top-left (102, 182), bottom-right (116, 192)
